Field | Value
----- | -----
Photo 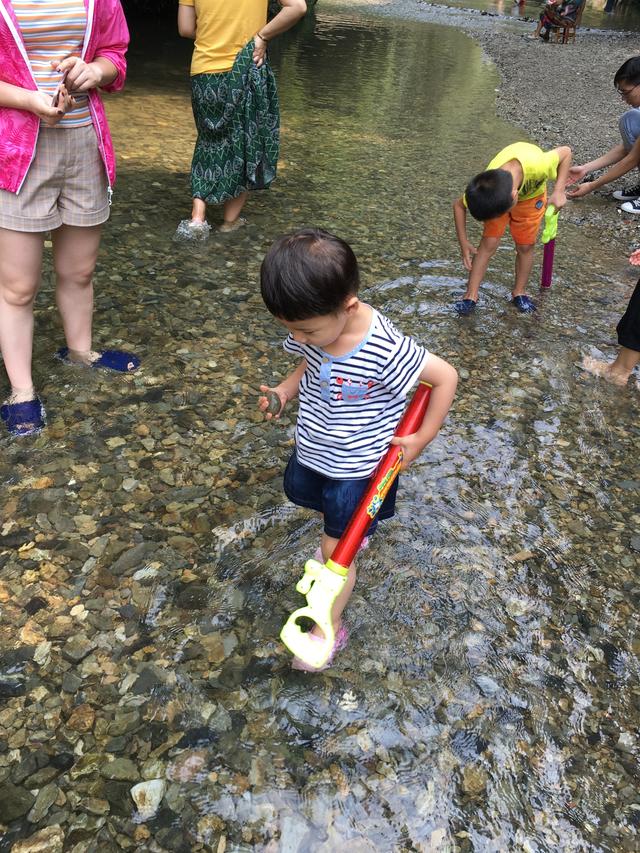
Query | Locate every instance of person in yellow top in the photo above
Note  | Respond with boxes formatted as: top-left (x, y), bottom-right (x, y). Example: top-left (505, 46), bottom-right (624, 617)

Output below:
top-left (176, 0), bottom-right (306, 239)
top-left (452, 141), bottom-right (572, 314)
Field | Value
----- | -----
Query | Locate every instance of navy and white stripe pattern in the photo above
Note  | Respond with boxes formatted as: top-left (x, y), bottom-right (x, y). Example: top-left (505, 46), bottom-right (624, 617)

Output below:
top-left (284, 309), bottom-right (429, 479)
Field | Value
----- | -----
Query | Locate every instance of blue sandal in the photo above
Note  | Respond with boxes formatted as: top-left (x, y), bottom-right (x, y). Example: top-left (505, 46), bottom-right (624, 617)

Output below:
top-left (56, 347), bottom-right (140, 373)
top-left (454, 298), bottom-right (477, 316)
top-left (0, 398), bottom-right (46, 437)
top-left (511, 295), bottom-right (537, 314)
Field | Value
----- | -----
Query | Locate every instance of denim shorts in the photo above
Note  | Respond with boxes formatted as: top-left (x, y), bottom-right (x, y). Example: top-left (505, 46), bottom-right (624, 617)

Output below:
top-left (283, 451), bottom-right (398, 539)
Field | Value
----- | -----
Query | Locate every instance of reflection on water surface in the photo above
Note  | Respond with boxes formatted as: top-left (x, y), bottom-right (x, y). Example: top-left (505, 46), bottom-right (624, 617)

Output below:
top-left (0, 3), bottom-right (638, 851)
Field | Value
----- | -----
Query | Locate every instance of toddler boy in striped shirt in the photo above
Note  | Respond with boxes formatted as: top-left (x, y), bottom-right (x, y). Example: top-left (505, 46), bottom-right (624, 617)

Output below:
top-left (259, 229), bottom-right (457, 670)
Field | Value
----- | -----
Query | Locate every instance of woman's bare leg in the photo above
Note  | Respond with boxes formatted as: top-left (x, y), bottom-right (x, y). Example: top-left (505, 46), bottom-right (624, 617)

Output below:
top-left (582, 348), bottom-right (640, 385)
top-left (52, 224), bottom-right (101, 362)
top-left (191, 197), bottom-right (207, 223)
top-left (222, 191), bottom-right (248, 225)
top-left (0, 228), bottom-right (44, 401)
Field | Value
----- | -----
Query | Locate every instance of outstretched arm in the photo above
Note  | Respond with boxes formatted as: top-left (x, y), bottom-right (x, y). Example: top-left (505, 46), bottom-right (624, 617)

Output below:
top-left (567, 137), bottom-right (640, 198)
top-left (390, 355), bottom-right (458, 467)
top-left (568, 143), bottom-right (626, 184)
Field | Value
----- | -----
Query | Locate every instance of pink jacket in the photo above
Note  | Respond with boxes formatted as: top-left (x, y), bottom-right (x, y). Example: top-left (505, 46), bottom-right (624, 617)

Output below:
top-left (0, 0), bottom-right (129, 194)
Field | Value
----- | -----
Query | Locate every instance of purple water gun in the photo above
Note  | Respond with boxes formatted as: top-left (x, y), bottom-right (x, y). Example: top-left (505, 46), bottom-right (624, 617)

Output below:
top-left (540, 203), bottom-right (558, 289)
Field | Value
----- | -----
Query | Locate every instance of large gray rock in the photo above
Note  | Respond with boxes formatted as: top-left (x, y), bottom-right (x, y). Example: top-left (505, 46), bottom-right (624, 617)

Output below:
top-left (0, 781), bottom-right (35, 822)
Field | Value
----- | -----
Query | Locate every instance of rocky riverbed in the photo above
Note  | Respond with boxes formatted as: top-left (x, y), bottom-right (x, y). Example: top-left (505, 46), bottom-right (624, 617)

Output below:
top-left (1, 4), bottom-right (639, 852)
top-left (349, 0), bottom-right (640, 259)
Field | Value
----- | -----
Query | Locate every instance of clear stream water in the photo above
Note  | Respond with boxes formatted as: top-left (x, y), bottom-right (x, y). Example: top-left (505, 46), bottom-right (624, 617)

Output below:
top-left (0, 3), bottom-right (638, 851)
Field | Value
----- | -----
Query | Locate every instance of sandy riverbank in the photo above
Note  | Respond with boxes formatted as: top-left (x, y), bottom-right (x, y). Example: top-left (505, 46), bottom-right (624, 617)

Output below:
top-left (342, 0), bottom-right (640, 257)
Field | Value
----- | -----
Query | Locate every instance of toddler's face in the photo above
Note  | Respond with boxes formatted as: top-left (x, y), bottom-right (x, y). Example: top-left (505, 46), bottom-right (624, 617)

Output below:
top-left (278, 310), bottom-right (350, 349)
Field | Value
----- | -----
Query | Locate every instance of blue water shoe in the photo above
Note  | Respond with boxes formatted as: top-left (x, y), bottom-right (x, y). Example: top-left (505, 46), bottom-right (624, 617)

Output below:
top-left (511, 295), bottom-right (537, 314)
top-left (56, 347), bottom-right (140, 372)
top-left (1, 398), bottom-right (46, 437)
top-left (454, 298), bottom-right (477, 316)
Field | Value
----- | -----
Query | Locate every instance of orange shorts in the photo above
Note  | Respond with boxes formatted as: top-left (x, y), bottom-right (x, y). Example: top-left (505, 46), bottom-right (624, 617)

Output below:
top-left (482, 192), bottom-right (546, 245)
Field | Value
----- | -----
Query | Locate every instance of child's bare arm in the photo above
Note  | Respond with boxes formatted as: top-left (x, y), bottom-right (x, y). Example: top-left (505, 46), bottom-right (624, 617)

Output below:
top-left (453, 197), bottom-right (476, 271)
top-left (548, 146), bottom-right (572, 209)
top-left (390, 355), bottom-right (458, 467)
top-left (258, 359), bottom-right (307, 420)
top-left (567, 137), bottom-right (640, 198)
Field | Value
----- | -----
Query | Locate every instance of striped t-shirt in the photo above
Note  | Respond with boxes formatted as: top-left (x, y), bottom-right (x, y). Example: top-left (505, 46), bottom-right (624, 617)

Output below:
top-left (284, 308), bottom-right (429, 479)
top-left (13, 0), bottom-right (92, 128)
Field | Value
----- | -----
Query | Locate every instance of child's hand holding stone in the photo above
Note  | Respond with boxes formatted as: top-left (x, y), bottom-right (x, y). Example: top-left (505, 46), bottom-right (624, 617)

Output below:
top-left (259, 385), bottom-right (288, 419)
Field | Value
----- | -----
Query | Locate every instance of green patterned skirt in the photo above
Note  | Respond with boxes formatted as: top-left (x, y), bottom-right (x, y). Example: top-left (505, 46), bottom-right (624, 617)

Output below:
top-left (190, 41), bottom-right (280, 204)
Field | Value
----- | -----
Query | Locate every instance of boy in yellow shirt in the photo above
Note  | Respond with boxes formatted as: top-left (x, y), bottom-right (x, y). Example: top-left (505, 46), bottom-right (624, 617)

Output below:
top-left (452, 142), bottom-right (572, 314)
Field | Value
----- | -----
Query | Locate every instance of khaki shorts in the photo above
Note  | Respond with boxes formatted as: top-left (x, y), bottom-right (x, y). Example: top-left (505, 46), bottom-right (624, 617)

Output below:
top-left (0, 124), bottom-right (110, 232)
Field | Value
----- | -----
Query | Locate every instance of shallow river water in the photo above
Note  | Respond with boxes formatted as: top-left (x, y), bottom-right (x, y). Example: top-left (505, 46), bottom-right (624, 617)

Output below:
top-left (0, 3), bottom-right (638, 852)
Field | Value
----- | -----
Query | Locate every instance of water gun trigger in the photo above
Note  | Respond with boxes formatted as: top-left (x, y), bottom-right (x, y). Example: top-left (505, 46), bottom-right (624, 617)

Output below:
top-left (294, 557), bottom-right (325, 595)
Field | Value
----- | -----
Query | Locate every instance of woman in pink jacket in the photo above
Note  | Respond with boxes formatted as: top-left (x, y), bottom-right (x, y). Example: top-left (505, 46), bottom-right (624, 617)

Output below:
top-left (0, 0), bottom-right (139, 438)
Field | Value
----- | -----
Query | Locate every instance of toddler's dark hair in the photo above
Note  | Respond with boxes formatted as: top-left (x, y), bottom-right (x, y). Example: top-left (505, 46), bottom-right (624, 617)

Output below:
top-left (260, 228), bottom-right (360, 321)
top-left (465, 169), bottom-right (514, 221)
top-left (614, 56), bottom-right (640, 88)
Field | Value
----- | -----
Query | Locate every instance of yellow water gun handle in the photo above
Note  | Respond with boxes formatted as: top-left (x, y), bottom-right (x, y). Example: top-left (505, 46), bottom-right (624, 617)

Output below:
top-left (279, 558), bottom-right (348, 669)
top-left (541, 203), bottom-right (558, 244)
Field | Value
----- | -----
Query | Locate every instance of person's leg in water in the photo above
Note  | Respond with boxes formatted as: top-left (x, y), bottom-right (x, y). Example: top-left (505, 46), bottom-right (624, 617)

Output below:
top-left (190, 191), bottom-right (248, 232)
top-left (512, 242), bottom-right (536, 299)
top-left (53, 224), bottom-right (101, 364)
top-left (0, 228), bottom-right (44, 406)
top-left (582, 249), bottom-right (640, 386)
top-left (317, 532), bottom-right (355, 638)
top-left (508, 195), bottom-right (545, 311)
top-left (290, 531), bottom-right (354, 671)
top-left (191, 196), bottom-right (207, 224)
top-left (582, 349), bottom-right (640, 385)
top-left (53, 224), bottom-right (139, 372)
top-left (220, 191), bottom-right (249, 232)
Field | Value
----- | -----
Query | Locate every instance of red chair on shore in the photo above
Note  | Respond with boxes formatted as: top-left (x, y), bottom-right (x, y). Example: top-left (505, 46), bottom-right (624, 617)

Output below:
top-left (549, 1), bottom-right (584, 43)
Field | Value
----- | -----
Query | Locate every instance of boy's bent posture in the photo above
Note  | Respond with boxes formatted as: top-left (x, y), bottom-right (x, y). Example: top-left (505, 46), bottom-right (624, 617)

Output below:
top-left (453, 141), bottom-right (572, 315)
top-left (259, 229), bottom-right (457, 671)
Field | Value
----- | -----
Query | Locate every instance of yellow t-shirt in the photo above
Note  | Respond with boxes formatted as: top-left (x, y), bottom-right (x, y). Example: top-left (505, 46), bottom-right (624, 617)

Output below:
top-left (180, 0), bottom-right (268, 75)
top-left (486, 142), bottom-right (560, 201)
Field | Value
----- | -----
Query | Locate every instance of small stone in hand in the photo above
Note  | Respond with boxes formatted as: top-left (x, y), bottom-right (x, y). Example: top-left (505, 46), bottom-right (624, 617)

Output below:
top-left (265, 390), bottom-right (282, 416)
